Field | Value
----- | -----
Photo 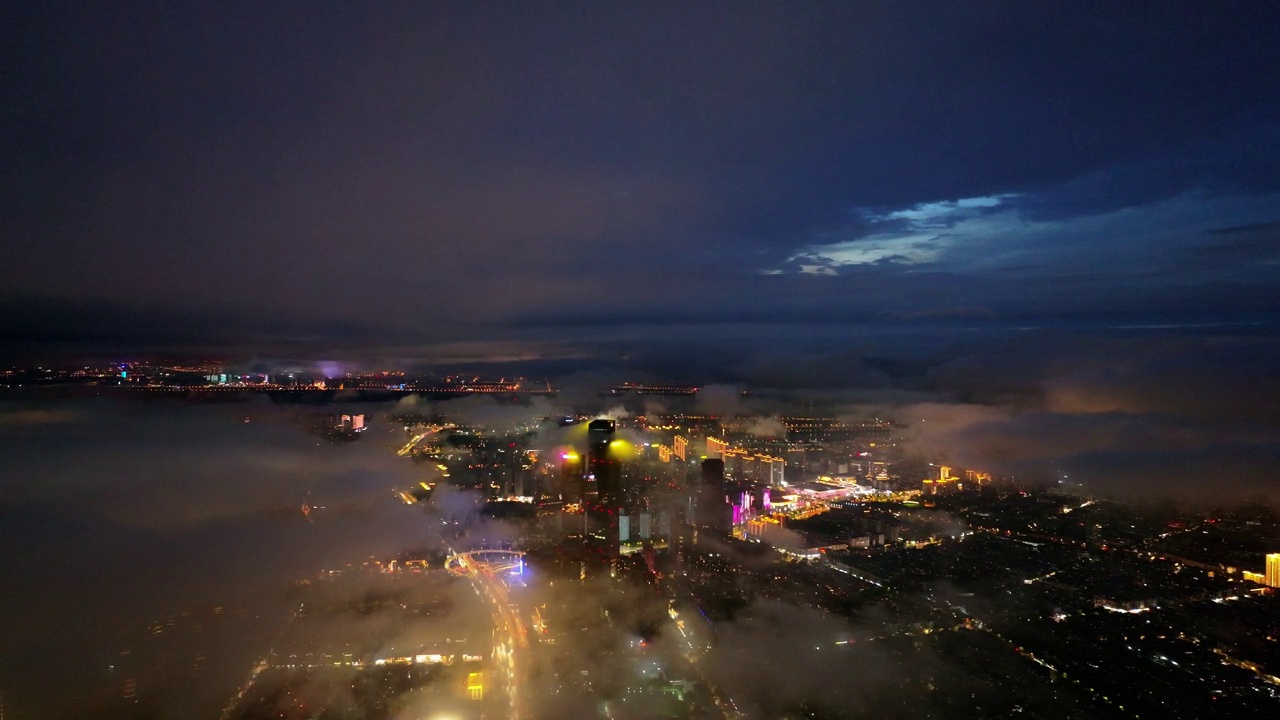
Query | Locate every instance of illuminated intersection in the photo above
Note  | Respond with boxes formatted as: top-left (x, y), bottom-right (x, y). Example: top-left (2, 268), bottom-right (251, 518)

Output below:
top-left (444, 549), bottom-right (527, 577)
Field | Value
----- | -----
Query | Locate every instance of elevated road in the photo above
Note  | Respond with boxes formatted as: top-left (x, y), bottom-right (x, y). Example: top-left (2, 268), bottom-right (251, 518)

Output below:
top-left (444, 547), bottom-right (529, 719)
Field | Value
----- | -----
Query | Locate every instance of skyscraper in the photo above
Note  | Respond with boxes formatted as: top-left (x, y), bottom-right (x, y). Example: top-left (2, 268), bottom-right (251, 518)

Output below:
top-left (587, 419), bottom-right (620, 503)
top-left (700, 457), bottom-right (725, 486)
top-left (558, 451), bottom-right (584, 501)
top-left (1266, 553), bottom-right (1280, 588)
top-left (695, 458), bottom-right (732, 537)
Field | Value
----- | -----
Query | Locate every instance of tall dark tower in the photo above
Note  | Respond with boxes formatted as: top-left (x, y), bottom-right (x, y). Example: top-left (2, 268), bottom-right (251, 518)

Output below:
top-left (585, 419), bottom-right (624, 560)
top-left (697, 458), bottom-right (732, 537)
top-left (587, 419), bottom-right (621, 504)
top-left (700, 458), bottom-right (725, 486)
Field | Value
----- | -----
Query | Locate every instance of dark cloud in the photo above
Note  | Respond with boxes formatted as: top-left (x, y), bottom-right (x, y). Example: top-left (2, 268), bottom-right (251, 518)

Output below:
top-left (1194, 221), bottom-right (1280, 262)
top-left (1, 3), bottom-right (1278, 350)
top-left (873, 327), bottom-right (1280, 506)
top-left (1061, 441), bottom-right (1280, 505)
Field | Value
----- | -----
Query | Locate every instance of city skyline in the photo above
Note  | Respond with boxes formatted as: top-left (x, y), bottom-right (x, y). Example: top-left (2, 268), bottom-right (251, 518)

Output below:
top-left (3, 392), bottom-right (1280, 719)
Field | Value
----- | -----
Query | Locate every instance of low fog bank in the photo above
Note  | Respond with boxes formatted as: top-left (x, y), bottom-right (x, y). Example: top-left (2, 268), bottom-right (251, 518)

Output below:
top-left (0, 398), bottom-right (432, 719)
top-left (604, 326), bottom-right (1280, 506)
top-left (382, 324), bottom-right (1280, 505)
top-left (877, 330), bottom-right (1280, 504)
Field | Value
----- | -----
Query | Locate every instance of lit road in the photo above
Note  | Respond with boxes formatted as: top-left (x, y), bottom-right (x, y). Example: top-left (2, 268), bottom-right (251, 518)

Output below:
top-left (396, 423), bottom-right (452, 456)
top-left (444, 546), bottom-right (529, 720)
top-left (218, 602), bottom-right (306, 720)
top-left (667, 588), bottom-right (741, 720)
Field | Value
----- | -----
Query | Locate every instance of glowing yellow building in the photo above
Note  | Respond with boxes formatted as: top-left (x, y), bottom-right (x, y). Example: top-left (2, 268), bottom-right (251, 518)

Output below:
top-left (673, 435), bottom-right (688, 461)
top-left (1267, 553), bottom-right (1280, 588)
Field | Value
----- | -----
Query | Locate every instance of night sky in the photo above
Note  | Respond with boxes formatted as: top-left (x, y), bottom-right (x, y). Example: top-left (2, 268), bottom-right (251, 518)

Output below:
top-left (2, 2), bottom-right (1279, 364)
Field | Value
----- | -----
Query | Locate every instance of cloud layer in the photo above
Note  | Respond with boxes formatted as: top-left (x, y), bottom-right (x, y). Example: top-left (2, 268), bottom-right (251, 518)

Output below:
top-left (1, 3), bottom-right (1277, 355)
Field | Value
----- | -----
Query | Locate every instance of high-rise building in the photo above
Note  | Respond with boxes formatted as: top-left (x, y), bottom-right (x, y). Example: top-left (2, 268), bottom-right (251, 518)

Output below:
top-left (695, 458), bottom-right (732, 537)
top-left (587, 419), bottom-right (620, 502)
top-left (588, 418), bottom-right (616, 443)
top-left (558, 451), bottom-right (584, 501)
top-left (1267, 553), bottom-right (1280, 588)
top-left (700, 457), bottom-right (725, 485)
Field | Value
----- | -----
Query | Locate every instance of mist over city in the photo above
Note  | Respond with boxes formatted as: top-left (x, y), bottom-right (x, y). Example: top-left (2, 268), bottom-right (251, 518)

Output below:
top-left (3, 3), bottom-right (1280, 719)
